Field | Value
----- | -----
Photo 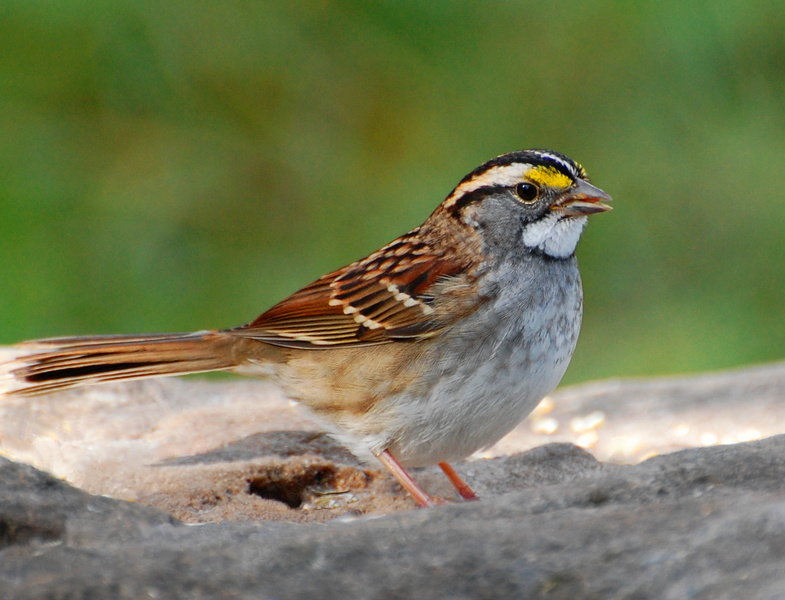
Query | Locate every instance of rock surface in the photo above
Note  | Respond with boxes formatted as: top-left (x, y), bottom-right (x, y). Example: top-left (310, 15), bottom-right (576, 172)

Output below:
top-left (2, 359), bottom-right (785, 598)
top-left (3, 438), bottom-right (785, 599)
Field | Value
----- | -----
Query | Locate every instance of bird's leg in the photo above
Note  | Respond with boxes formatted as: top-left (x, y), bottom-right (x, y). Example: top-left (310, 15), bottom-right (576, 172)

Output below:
top-left (439, 462), bottom-right (479, 501)
top-left (376, 449), bottom-right (445, 508)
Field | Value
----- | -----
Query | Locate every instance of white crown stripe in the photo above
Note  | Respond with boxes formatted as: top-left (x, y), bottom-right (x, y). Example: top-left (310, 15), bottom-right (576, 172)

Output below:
top-left (532, 151), bottom-right (575, 175)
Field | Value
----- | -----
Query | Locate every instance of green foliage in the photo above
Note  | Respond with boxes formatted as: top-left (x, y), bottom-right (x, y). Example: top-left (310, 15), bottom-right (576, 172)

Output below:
top-left (2, 1), bottom-right (784, 383)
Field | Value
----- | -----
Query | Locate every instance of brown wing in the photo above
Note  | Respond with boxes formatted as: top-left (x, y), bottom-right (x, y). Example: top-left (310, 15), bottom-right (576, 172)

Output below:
top-left (231, 230), bottom-right (475, 349)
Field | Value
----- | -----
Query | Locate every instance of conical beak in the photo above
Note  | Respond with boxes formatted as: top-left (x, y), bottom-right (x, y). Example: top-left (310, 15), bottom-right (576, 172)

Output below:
top-left (555, 179), bottom-right (613, 217)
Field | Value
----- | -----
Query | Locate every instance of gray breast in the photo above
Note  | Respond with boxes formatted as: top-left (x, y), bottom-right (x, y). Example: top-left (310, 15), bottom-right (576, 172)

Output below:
top-left (384, 254), bottom-right (584, 466)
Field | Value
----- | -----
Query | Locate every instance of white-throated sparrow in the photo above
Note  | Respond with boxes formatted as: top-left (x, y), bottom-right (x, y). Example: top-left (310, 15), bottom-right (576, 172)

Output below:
top-left (1, 149), bottom-right (611, 507)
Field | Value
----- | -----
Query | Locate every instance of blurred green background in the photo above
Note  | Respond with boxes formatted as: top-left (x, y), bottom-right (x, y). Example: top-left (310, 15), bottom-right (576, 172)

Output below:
top-left (1, 1), bottom-right (784, 385)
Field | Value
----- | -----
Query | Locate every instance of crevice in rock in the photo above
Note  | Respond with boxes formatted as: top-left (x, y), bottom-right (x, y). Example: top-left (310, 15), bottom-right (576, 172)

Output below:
top-left (0, 517), bottom-right (63, 549)
top-left (247, 465), bottom-right (338, 509)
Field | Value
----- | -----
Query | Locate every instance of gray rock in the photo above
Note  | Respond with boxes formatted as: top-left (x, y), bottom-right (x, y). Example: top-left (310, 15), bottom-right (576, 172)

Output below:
top-left (3, 360), bottom-right (785, 598)
top-left (2, 435), bottom-right (785, 599)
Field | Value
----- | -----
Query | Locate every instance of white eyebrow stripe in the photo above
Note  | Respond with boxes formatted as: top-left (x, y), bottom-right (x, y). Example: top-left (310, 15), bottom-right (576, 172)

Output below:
top-left (449, 163), bottom-right (533, 197)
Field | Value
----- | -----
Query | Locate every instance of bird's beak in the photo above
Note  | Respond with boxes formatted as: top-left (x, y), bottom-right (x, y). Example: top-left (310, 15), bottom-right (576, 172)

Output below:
top-left (555, 179), bottom-right (613, 217)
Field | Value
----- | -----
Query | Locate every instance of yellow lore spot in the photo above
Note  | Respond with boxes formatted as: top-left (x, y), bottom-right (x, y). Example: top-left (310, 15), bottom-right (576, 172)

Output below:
top-left (526, 166), bottom-right (573, 189)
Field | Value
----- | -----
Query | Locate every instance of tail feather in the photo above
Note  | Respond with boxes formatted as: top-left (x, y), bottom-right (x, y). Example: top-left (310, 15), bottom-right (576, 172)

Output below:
top-left (1, 331), bottom-right (240, 396)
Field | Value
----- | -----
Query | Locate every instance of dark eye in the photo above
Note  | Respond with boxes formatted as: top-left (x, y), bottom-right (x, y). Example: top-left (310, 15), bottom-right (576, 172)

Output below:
top-left (515, 182), bottom-right (539, 202)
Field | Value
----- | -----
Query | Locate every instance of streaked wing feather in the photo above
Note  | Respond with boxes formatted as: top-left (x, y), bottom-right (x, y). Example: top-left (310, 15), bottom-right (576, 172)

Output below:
top-left (232, 229), bottom-right (474, 348)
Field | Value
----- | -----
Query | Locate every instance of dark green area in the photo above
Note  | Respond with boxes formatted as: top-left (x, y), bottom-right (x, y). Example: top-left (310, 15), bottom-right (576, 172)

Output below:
top-left (2, 1), bottom-right (784, 383)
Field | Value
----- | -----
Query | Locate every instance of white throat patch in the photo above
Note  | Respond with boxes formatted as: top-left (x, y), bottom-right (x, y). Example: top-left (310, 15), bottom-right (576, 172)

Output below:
top-left (522, 214), bottom-right (587, 259)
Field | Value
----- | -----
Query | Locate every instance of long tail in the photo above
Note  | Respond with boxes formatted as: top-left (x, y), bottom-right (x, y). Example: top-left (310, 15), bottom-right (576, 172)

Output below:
top-left (0, 331), bottom-right (241, 397)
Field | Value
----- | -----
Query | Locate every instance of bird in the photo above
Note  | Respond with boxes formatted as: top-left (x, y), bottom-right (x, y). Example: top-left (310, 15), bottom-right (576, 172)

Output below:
top-left (0, 149), bottom-right (612, 508)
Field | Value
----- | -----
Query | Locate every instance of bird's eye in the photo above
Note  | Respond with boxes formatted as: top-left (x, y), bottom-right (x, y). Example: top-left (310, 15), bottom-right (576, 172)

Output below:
top-left (515, 182), bottom-right (539, 202)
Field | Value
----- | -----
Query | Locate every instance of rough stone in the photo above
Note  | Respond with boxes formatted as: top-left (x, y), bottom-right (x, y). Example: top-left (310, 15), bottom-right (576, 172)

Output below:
top-left (2, 357), bottom-right (785, 598)
top-left (2, 437), bottom-right (785, 598)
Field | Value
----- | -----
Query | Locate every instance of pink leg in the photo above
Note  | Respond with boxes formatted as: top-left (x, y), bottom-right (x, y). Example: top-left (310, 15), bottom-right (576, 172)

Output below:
top-left (439, 462), bottom-right (479, 501)
top-left (377, 449), bottom-right (445, 508)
